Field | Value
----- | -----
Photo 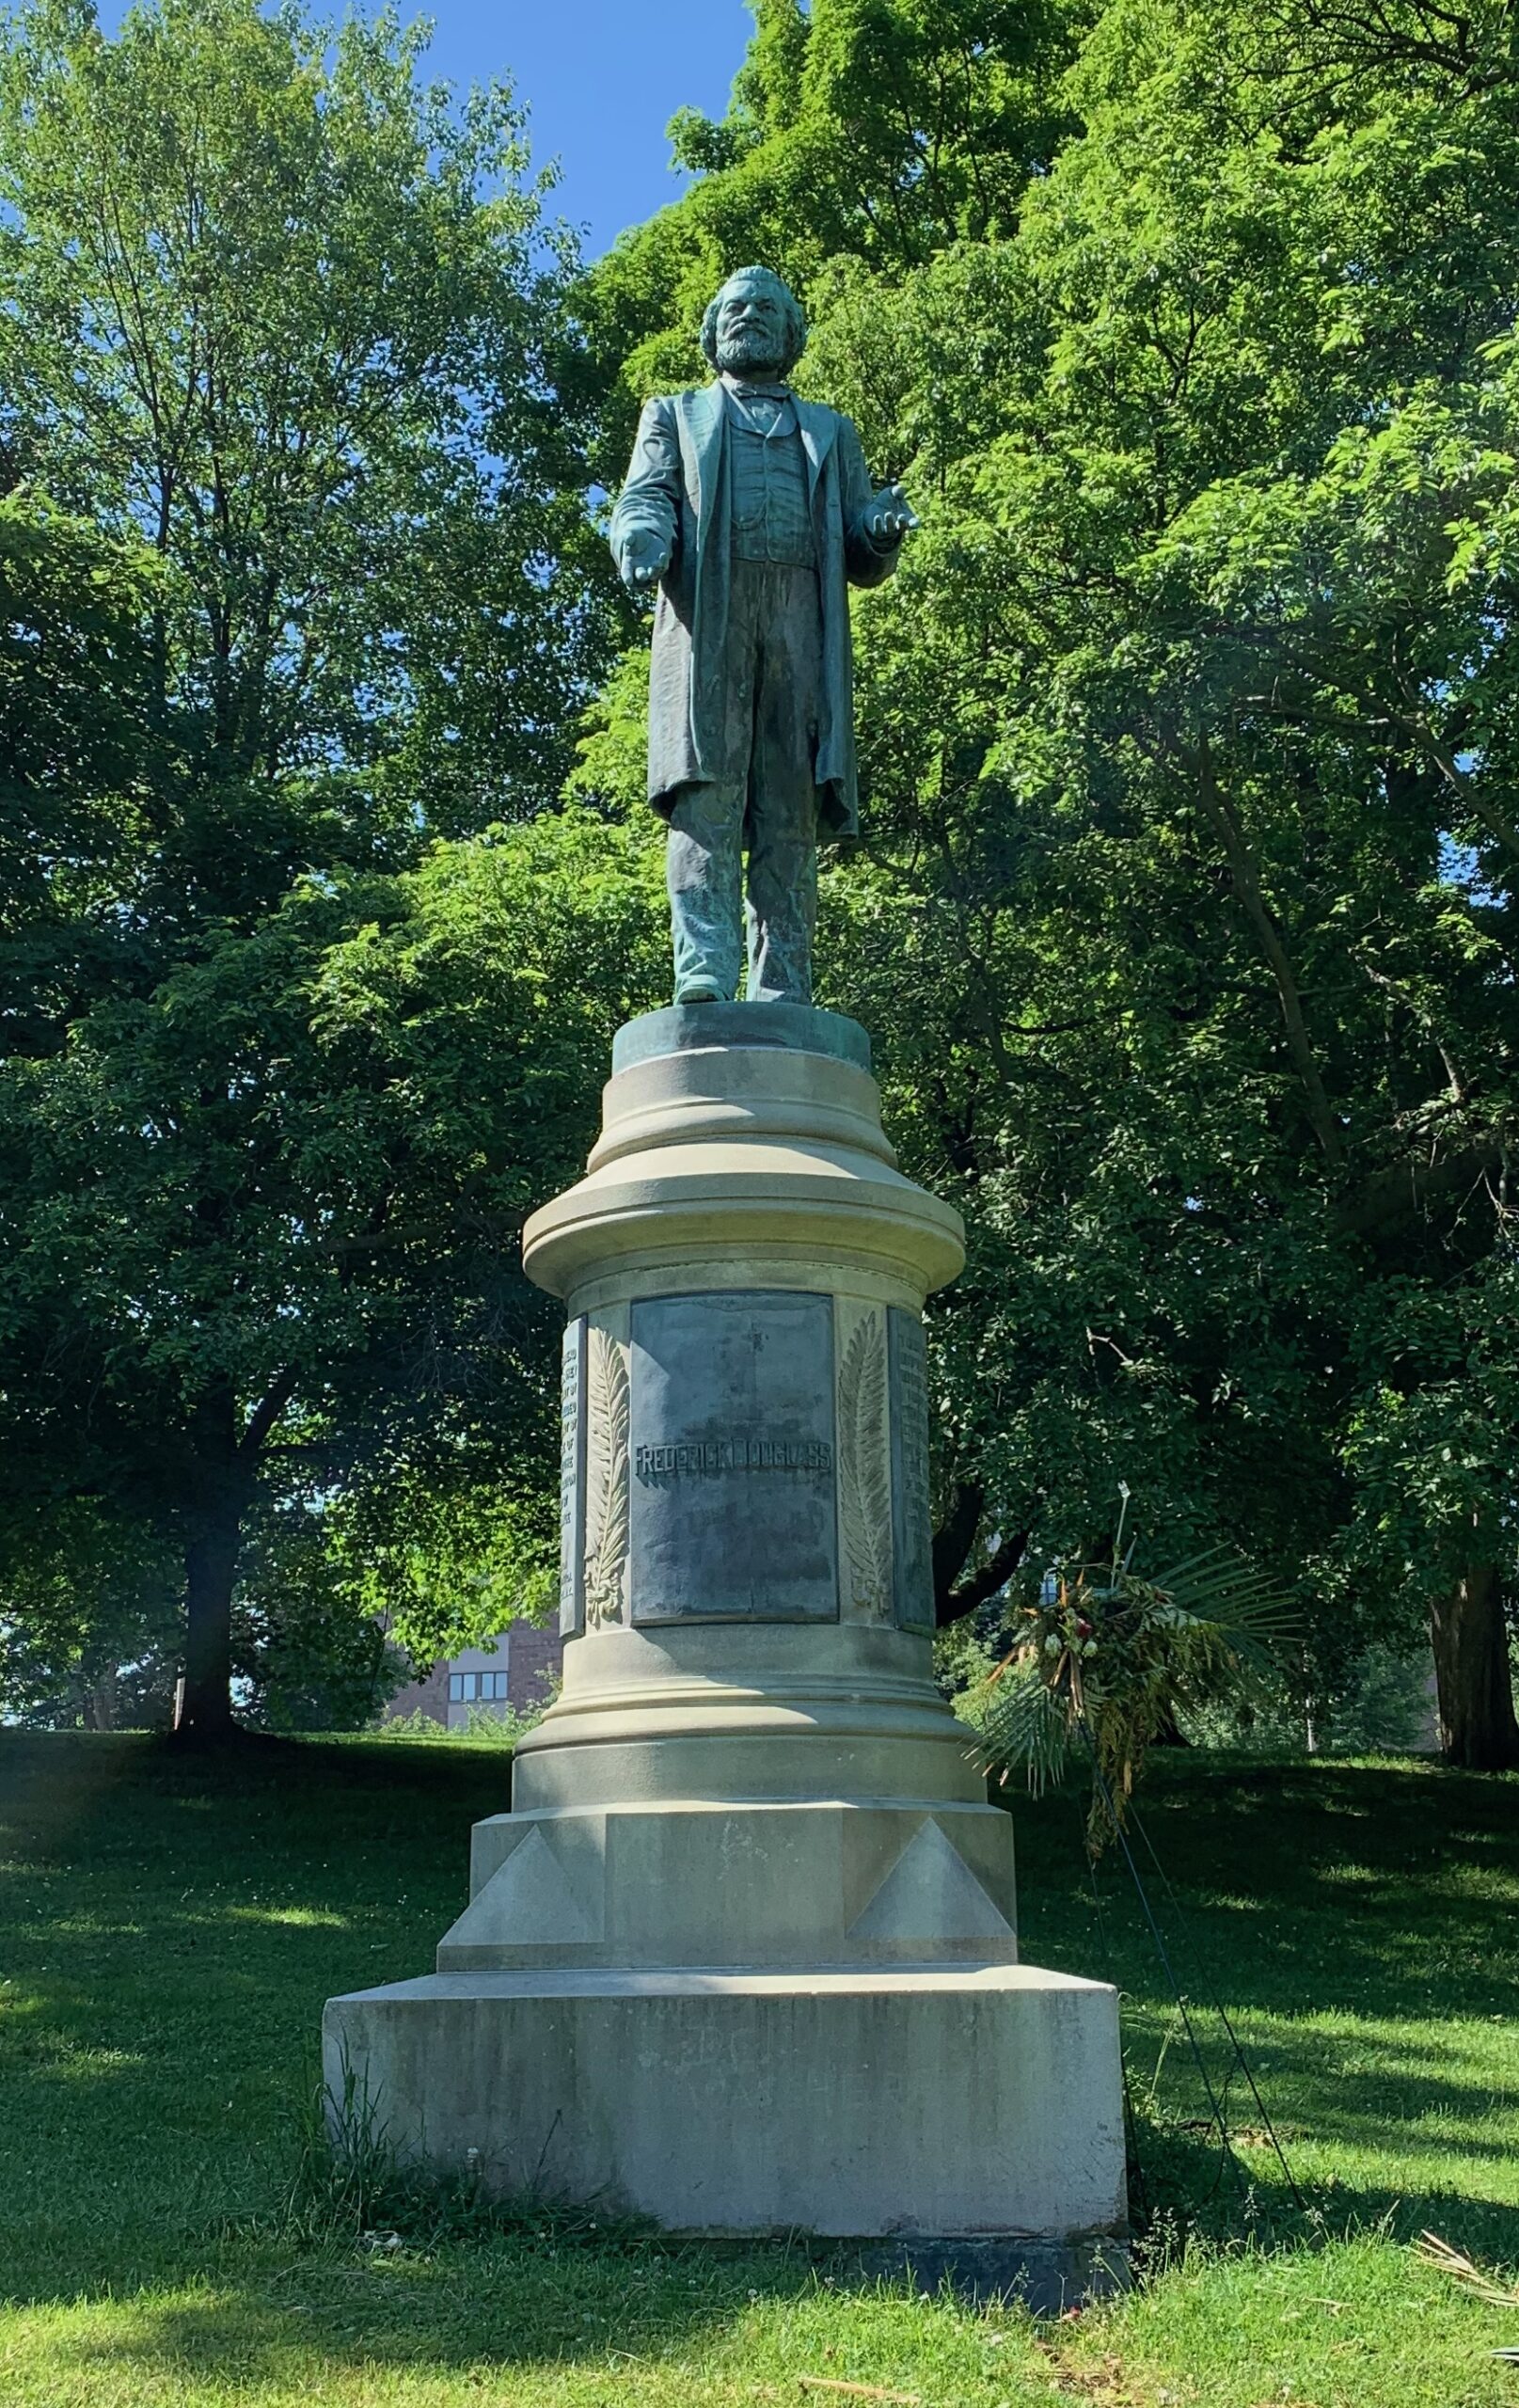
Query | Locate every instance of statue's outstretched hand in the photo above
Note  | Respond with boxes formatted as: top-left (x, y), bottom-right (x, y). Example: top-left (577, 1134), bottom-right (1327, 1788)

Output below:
top-left (862, 483), bottom-right (919, 547)
top-left (621, 529), bottom-right (672, 594)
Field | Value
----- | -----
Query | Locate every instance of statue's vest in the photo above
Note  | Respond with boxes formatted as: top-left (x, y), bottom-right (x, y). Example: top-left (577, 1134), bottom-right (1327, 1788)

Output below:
top-left (727, 394), bottom-right (815, 566)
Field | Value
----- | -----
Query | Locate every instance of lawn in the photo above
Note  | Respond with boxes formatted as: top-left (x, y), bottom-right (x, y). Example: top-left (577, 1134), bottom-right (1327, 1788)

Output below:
top-left (1, 1731), bottom-right (1516, 2406)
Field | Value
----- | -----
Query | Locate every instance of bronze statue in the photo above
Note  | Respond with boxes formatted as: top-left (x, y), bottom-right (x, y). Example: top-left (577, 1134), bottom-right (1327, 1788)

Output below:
top-left (610, 266), bottom-right (917, 1005)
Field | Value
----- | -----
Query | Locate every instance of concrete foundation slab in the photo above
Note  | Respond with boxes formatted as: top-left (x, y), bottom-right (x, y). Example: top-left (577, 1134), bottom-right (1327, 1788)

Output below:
top-left (323, 1964), bottom-right (1127, 2243)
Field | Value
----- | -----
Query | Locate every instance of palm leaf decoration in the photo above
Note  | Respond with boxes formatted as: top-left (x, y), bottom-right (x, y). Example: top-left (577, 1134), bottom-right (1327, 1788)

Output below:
top-left (970, 1511), bottom-right (1298, 1855)
top-left (839, 1315), bottom-right (892, 1617)
top-left (1153, 1544), bottom-right (1300, 1651)
top-left (977, 1667), bottom-right (1077, 1799)
top-left (583, 1327), bottom-right (629, 1628)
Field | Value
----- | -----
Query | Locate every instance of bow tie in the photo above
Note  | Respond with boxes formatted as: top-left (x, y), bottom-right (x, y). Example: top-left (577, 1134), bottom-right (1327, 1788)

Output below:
top-left (724, 378), bottom-right (791, 403)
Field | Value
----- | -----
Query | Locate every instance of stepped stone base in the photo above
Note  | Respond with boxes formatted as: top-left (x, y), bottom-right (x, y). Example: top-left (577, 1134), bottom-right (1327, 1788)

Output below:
top-left (442, 1798), bottom-right (1019, 1972)
top-left (323, 1008), bottom-right (1129, 2289)
top-left (322, 1964), bottom-right (1127, 2243)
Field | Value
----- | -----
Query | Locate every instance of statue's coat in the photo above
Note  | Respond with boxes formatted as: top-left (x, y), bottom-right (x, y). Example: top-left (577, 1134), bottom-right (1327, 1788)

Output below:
top-left (609, 382), bottom-right (897, 839)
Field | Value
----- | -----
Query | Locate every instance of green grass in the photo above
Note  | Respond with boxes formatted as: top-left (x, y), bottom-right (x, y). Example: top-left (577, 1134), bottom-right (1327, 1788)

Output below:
top-left (1, 1732), bottom-right (1516, 2405)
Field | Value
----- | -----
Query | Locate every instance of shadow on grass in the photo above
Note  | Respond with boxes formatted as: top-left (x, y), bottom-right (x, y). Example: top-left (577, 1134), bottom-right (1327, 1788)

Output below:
top-left (1124, 2100), bottom-right (1519, 2272)
top-left (40, 2232), bottom-right (840, 2391)
top-left (1016, 1755), bottom-right (1519, 2026)
top-left (0, 1732), bottom-right (514, 2306)
top-left (1007, 1755), bottom-right (1519, 2270)
top-left (2, 1735), bottom-right (1517, 2324)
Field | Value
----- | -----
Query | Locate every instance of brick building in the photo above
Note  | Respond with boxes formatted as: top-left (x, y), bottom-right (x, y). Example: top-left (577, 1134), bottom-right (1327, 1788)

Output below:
top-left (384, 1624), bottom-right (563, 1733)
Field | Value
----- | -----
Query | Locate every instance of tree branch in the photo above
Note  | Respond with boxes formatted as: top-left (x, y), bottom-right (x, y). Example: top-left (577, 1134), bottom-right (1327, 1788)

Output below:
top-left (938, 1529), bottom-right (1032, 1629)
top-left (933, 1481), bottom-right (1032, 1627)
top-left (1337, 1137), bottom-right (1508, 1241)
top-left (1186, 736), bottom-right (1345, 1167)
top-left (239, 1369), bottom-right (299, 1465)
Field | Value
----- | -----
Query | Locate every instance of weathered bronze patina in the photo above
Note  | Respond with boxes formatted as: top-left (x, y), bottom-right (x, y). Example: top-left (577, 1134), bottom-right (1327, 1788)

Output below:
top-left (610, 265), bottom-right (917, 1004)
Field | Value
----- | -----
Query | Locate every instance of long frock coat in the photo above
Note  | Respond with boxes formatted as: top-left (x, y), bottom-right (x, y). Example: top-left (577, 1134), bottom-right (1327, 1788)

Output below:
top-left (609, 380), bottom-right (899, 839)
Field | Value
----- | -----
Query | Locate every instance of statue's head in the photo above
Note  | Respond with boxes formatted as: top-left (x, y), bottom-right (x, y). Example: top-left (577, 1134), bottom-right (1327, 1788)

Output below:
top-left (700, 266), bottom-right (807, 382)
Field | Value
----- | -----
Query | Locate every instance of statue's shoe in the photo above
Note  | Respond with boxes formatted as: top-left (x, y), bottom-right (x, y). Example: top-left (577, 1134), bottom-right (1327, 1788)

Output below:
top-left (673, 980), bottom-right (725, 1004)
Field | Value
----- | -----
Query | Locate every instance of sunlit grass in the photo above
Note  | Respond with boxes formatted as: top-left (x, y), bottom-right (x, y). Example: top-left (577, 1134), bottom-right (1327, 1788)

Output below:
top-left (1, 1733), bottom-right (1516, 2406)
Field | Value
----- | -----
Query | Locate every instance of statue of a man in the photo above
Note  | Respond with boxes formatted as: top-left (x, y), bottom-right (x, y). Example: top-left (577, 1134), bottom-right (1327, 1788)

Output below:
top-left (610, 265), bottom-right (917, 1006)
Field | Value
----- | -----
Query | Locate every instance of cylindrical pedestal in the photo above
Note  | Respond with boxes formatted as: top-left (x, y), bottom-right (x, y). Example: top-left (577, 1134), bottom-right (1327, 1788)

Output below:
top-left (324, 1006), bottom-right (1126, 2272)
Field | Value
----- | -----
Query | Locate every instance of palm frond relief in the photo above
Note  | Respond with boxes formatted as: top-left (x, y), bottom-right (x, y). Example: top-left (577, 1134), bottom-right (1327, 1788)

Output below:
top-left (583, 1324), bottom-right (630, 1628)
top-left (839, 1312), bottom-right (893, 1620)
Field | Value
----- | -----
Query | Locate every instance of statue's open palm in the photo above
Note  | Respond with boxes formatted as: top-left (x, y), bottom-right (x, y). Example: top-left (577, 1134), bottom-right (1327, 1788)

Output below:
top-left (862, 483), bottom-right (918, 546)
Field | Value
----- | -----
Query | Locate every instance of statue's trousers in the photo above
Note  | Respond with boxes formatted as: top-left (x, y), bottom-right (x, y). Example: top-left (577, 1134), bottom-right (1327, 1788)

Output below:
top-left (666, 559), bottom-right (823, 1004)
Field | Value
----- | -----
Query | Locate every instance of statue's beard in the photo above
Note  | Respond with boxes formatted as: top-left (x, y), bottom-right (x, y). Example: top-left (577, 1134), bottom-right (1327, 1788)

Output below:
top-left (717, 327), bottom-right (786, 380)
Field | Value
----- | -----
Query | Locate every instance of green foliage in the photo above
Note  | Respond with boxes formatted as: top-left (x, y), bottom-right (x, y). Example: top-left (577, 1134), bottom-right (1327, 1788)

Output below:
top-left (973, 1518), bottom-right (1296, 1844)
top-left (1341, 1262), bottom-right (1519, 1609)
top-left (1181, 1637), bottom-right (1438, 1753)
top-left (0, 0), bottom-right (636, 1728)
top-left (0, 1501), bottom-right (181, 1727)
top-left (377, 1701), bottom-right (547, 1748)
top-left (579, 0), bottom-right (1519, 1755)
top-left (332, 1479), bottom-right (558, 1672)
top-left (1326, 1643), bottom-right (1436, 1753)
top-left (0, 0), bottom-right (608, 833)
top-left (0, 492), bottom-right (166, 1051)
top-left (231, 1508), bottom-right (409, 1735)
top-left (582, 0), bottom-right (1081, 458)
top-left (8, 0), bottom-right (1519, 1752)
top-left (0, 799), bottom-right (663, 1708)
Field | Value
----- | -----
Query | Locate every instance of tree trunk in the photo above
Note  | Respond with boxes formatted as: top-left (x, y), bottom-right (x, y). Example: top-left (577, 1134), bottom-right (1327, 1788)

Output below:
top-left (1430, 1562), bottom-right (1519, 1770)
top-left (170, 1372), bottom-right (293, 1744)
top-left (931, 1482), bottom-right (1034, 1629)
top-left (174, 1470), bottom-right (247, 1740)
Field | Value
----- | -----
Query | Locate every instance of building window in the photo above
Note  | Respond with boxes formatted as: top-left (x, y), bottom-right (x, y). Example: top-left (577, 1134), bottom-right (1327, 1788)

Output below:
top-left (448, 1669), bottom-right (508, 1704)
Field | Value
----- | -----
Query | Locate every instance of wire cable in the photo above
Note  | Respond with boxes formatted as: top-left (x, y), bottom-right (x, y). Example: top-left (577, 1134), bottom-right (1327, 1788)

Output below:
top-left (1081, 1742), bottom-right (1248, 2203)
top-left (1126, 1794), bottom-right (1308, 2213)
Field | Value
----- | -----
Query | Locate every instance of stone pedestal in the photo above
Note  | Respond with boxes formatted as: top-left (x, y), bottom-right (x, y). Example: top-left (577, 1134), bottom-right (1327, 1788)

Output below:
top-left (324, 1005), bottom-right (1127, 2277)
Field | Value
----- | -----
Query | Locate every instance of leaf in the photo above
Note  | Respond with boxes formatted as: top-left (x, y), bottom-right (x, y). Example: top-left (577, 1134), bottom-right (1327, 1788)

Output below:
top-left (1416, 2231), bottom-right (1519, 2308)
top-left (973, 1660), bottom-right (1076, 1798)
top-left (1147, 1545), bottom-right (1301, 1653)
top-left (839, 1314), bottom-right (892, 1617)
top-left (583, 1326), bottom-right (630, 1629)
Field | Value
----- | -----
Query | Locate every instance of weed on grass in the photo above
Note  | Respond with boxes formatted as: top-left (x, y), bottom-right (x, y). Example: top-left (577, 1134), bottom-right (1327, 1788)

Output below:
top-left (262, 2052), bottom-right (651, 2258)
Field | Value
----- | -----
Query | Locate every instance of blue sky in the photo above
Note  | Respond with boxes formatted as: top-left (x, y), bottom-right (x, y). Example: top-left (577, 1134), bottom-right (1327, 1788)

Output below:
top-left (97, 1), bottom-right (756, 258)
top-left (416, 3), bottom-right (753, 255)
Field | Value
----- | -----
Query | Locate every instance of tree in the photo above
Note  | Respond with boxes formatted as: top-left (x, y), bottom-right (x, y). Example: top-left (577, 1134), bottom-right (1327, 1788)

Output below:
top-left (0, 0), bottom-right (628, 1736)
top-left (2, 802), bottom-right (664, 1735)
top-left (581, 0), bottom-right (1519, 1762)
top-left (581, 0), bottom-right (1083, 475)
top-left (0, 1500), bottom-right (181, 1729)
top-left (0, 491), bottom-right (166, 1052)
top-left (0, 0), bottom-right (606, 851)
